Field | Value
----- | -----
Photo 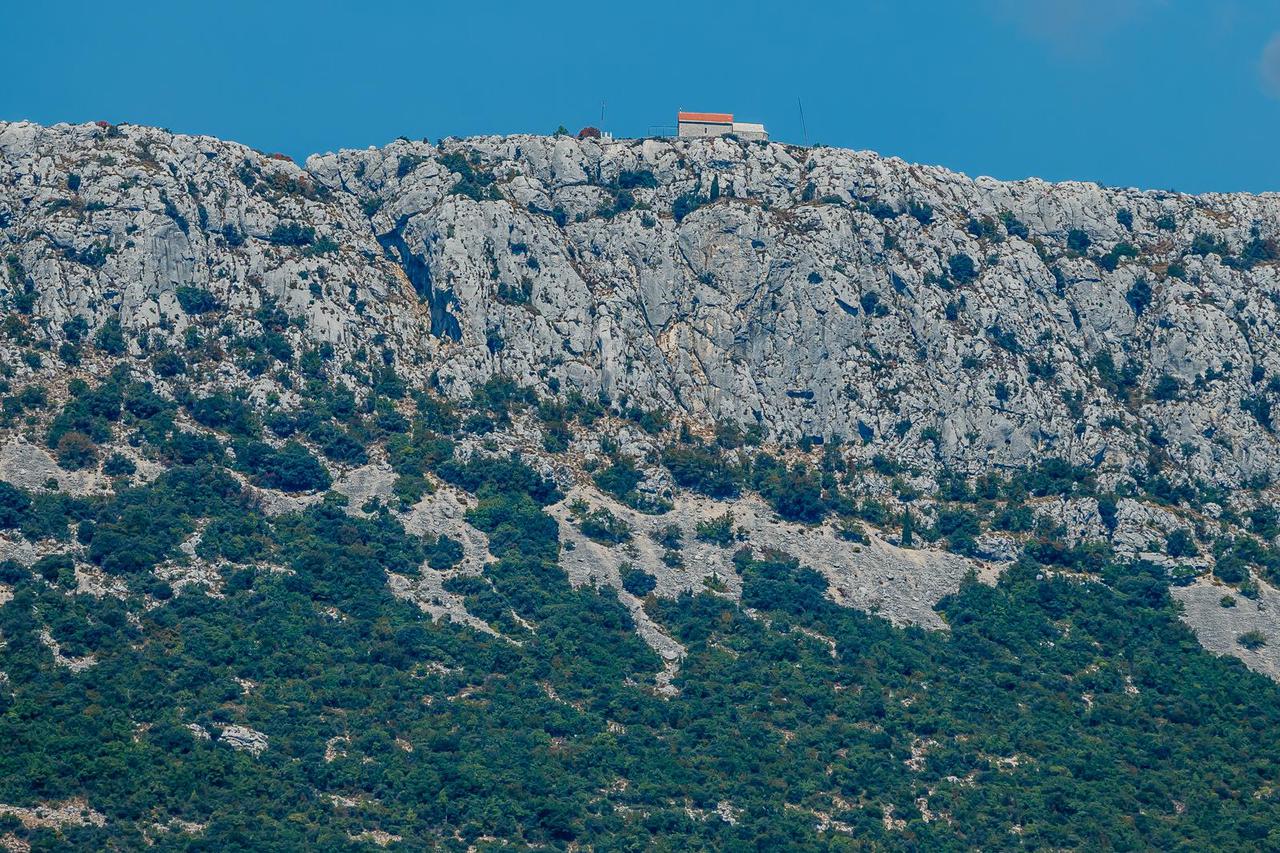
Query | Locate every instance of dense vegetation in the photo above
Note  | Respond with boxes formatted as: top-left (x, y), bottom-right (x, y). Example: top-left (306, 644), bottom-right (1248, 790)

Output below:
top-left (0, 313), bottom-right (1277, 848)
top-left (2, 417), bottom-right (1280, 848)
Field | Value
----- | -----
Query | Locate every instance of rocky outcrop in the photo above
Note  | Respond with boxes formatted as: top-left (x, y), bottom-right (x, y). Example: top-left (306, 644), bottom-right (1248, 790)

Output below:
top-left (3, 121), bottom-right (1280, 494)
top-left (217, 724), bottom-right (268, 755)
top-left (1172, 577), bottom-right (1280, 679)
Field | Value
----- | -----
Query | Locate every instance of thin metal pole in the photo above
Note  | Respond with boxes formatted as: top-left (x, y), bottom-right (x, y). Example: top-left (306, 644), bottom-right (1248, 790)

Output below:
top-left (798, 98), bottom-right (808, 147)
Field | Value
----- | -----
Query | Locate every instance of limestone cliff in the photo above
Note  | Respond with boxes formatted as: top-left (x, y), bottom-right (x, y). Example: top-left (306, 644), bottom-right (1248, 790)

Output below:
top-left (4, 120), bottom-right (1279, 490)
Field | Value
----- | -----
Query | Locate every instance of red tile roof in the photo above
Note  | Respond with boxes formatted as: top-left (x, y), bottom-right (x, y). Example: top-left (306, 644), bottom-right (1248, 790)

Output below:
top-left (678, 111), bottom-right (733, 124)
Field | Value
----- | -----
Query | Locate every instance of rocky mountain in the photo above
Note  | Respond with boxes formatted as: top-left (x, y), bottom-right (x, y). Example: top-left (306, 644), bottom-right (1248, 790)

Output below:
top-left (8, 120), bottom-right (1280, 480)
top-left (2, 120), bottom-right (1280, 848)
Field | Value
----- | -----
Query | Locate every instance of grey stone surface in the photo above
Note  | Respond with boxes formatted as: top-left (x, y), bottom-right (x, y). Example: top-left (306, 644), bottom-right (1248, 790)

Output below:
top-left (1172, 577), bottom-right (1280, 679)
top-left (3, 122), bottom-right (1280, 491)
top-left (217, 724), bottom-right (269, 756)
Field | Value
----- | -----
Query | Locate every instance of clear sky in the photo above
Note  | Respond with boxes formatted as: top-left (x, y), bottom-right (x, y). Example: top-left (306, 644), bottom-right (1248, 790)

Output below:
top-left (3, 0), bottom-right (1280, 194)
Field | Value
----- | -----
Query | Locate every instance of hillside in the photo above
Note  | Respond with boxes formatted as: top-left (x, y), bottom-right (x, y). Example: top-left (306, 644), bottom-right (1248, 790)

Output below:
top-left (1, 120), bottom-right (1280, 848)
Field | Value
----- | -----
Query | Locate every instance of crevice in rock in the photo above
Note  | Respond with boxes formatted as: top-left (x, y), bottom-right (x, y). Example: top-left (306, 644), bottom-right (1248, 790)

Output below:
top-left (376, 216), bottom-right (462, 341)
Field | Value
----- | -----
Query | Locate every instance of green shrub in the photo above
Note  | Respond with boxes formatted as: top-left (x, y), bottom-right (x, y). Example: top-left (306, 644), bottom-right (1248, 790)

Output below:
top-left (235, 439), bottom-right (331, 493)
top-left (55, 431), bottom-right (98, 470)
top-left (752, 455), bottom-right (828, 524)
top-left (32, 552), bottom-right (76, 587)
top-left (695, 512), bottom-right (735, 546)
top-left (94, 317), bottom-right (127, 354)
top-left (1067, 229), bottom-right (1091, 253)
top-left (994, 504), bottom-right (1034, 532)
top-left (672, 192), bottom-right (703, 222)
top-left (578, 507), bottom-right (631, 544)
top-left (102, 453), bottom-right (136, 477)
top-left (616, 169), bottom-right (657, 190)
top-left (662, 445), bottom-right (742, 499)
top-left (268, 222), bottom-right (315, 246)
top-left (999, 211), bottom-right (1029, 239)
top-left (151, 350), bottom-right (186, 377)
top-left (1189, 232), bottom-right (1228, 257)
top-left (1238, 630), bottom-right (1267, 651)
top-left (1166, 529), bottom-right (1198, 558)
top-left (1242, 396), bottom-right (1273, 431)
top-left (1152, 375), bottom-right (1181, 402)
top-left (1125, 277), bottom-right (1153, 316)
top-left (837, 520), bottom-right (869, 544)
top-left (427, 535), bottom-right (464, 570)
top-left (397, 153), bottom-right (426, 178)
top-left (593, 456), bottom-right (642, 498)
top-left (948, 253), bottom-right (977, 284)
top-left (620, 565), bottom-right (657, 597)
top-left (967, 216), bottom-right (1000, 241)
top-left (935, 508), bottom-right (982, 555)
top-left (1237, 236), bottom-right (1279, 269)
top-left (176, 286), bottom-right (220, 314)
top-left (908, 201), bottom-right (933, 225)
top-left (191, 393), bottom-right (260, 437)
top-left (651, 524), bottom-right (682, 550)
top-left (1098, 242), bottom-right (1139, 271)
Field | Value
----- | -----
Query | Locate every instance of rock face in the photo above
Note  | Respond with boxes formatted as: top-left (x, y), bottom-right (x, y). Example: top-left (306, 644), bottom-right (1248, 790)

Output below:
top-left (1172, 578), bottom-right (1280, 680)
top-left (217, 724), bottom-right (268, 755)
top-left (3, 120), bottom-right (1280, 491)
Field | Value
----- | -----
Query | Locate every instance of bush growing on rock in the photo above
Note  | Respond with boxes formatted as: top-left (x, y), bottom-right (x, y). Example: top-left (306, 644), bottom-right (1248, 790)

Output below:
top-left (102, 453), bottom-right (136, 477)
top-left (1166, 528), bottom-right (1198, 558)
top-left (427, 534), bottom-right (464, 570)
top-left (908, 200), bottom-right (933, 224)
top-left (948, 253), bottom-right (977, 284)
top-left (592, 456), bottom-right (668, 513)
top-left (1067, 229), bottom-right (1092, 254)
top-left (695, 512), bottom-right (736, 546)
top-left (672, 192), bottom-right (703, 222)
top-left (1152, 375), bottom-right (1181, 402)
top-left (94, 317), bottom-right (126, 354)
top-left (661, 444), bottom-right (742, 499)
top-left (32, 552), bottom-right (75, 587)
top-left (1125, 276), bottom-right (1153, 316)
top-left (268, 221), bottom-right (316, 246)
top-left (55, 431), bottom-right (98, 470)
top-left (752, 454), bottom-right (828, 524)
top-left (620, 564), bottom-right (657, 597)
top-left (578, 507), bottom-right (632, 545)
top-left (652, 524), bottom-right (682, 550)
top-left (999, 210), bottom-right (1029, 239)
top-left (1189, 232), bottom-right (1229, 258)
top-left (1098, 241), bottom-right (1139, 271)
top-left (1238, 630), bottom-right (1267, 650)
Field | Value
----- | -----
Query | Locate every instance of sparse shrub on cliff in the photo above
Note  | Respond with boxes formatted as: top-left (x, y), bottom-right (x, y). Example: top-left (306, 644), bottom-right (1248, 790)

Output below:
top-left (948, 253), bottom-right (977, 283)
top-left (269, 221), bottom-right (315, 246)
top-left (1067, 228), bottom-right (1092, 254)
top-left (1098, 241), bottom-right (1139, 271)
top-left (1190, 232), bottom-right (1229, 258)
top-left (672, 192), bottom-right (703, 222)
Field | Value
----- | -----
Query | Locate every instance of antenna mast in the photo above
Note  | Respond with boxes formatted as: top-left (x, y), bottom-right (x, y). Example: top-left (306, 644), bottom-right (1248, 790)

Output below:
top-left (797, 97), bottom-right (809, 147)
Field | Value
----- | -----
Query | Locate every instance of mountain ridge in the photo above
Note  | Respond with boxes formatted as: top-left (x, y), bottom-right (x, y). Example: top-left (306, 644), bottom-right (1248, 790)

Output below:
top-left (6, 118), bottom-right (1280, 484)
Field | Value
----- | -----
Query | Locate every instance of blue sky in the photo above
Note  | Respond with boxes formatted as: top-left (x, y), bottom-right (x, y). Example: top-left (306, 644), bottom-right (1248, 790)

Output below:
top-left (3, 0), bottom-right (1279, 193)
